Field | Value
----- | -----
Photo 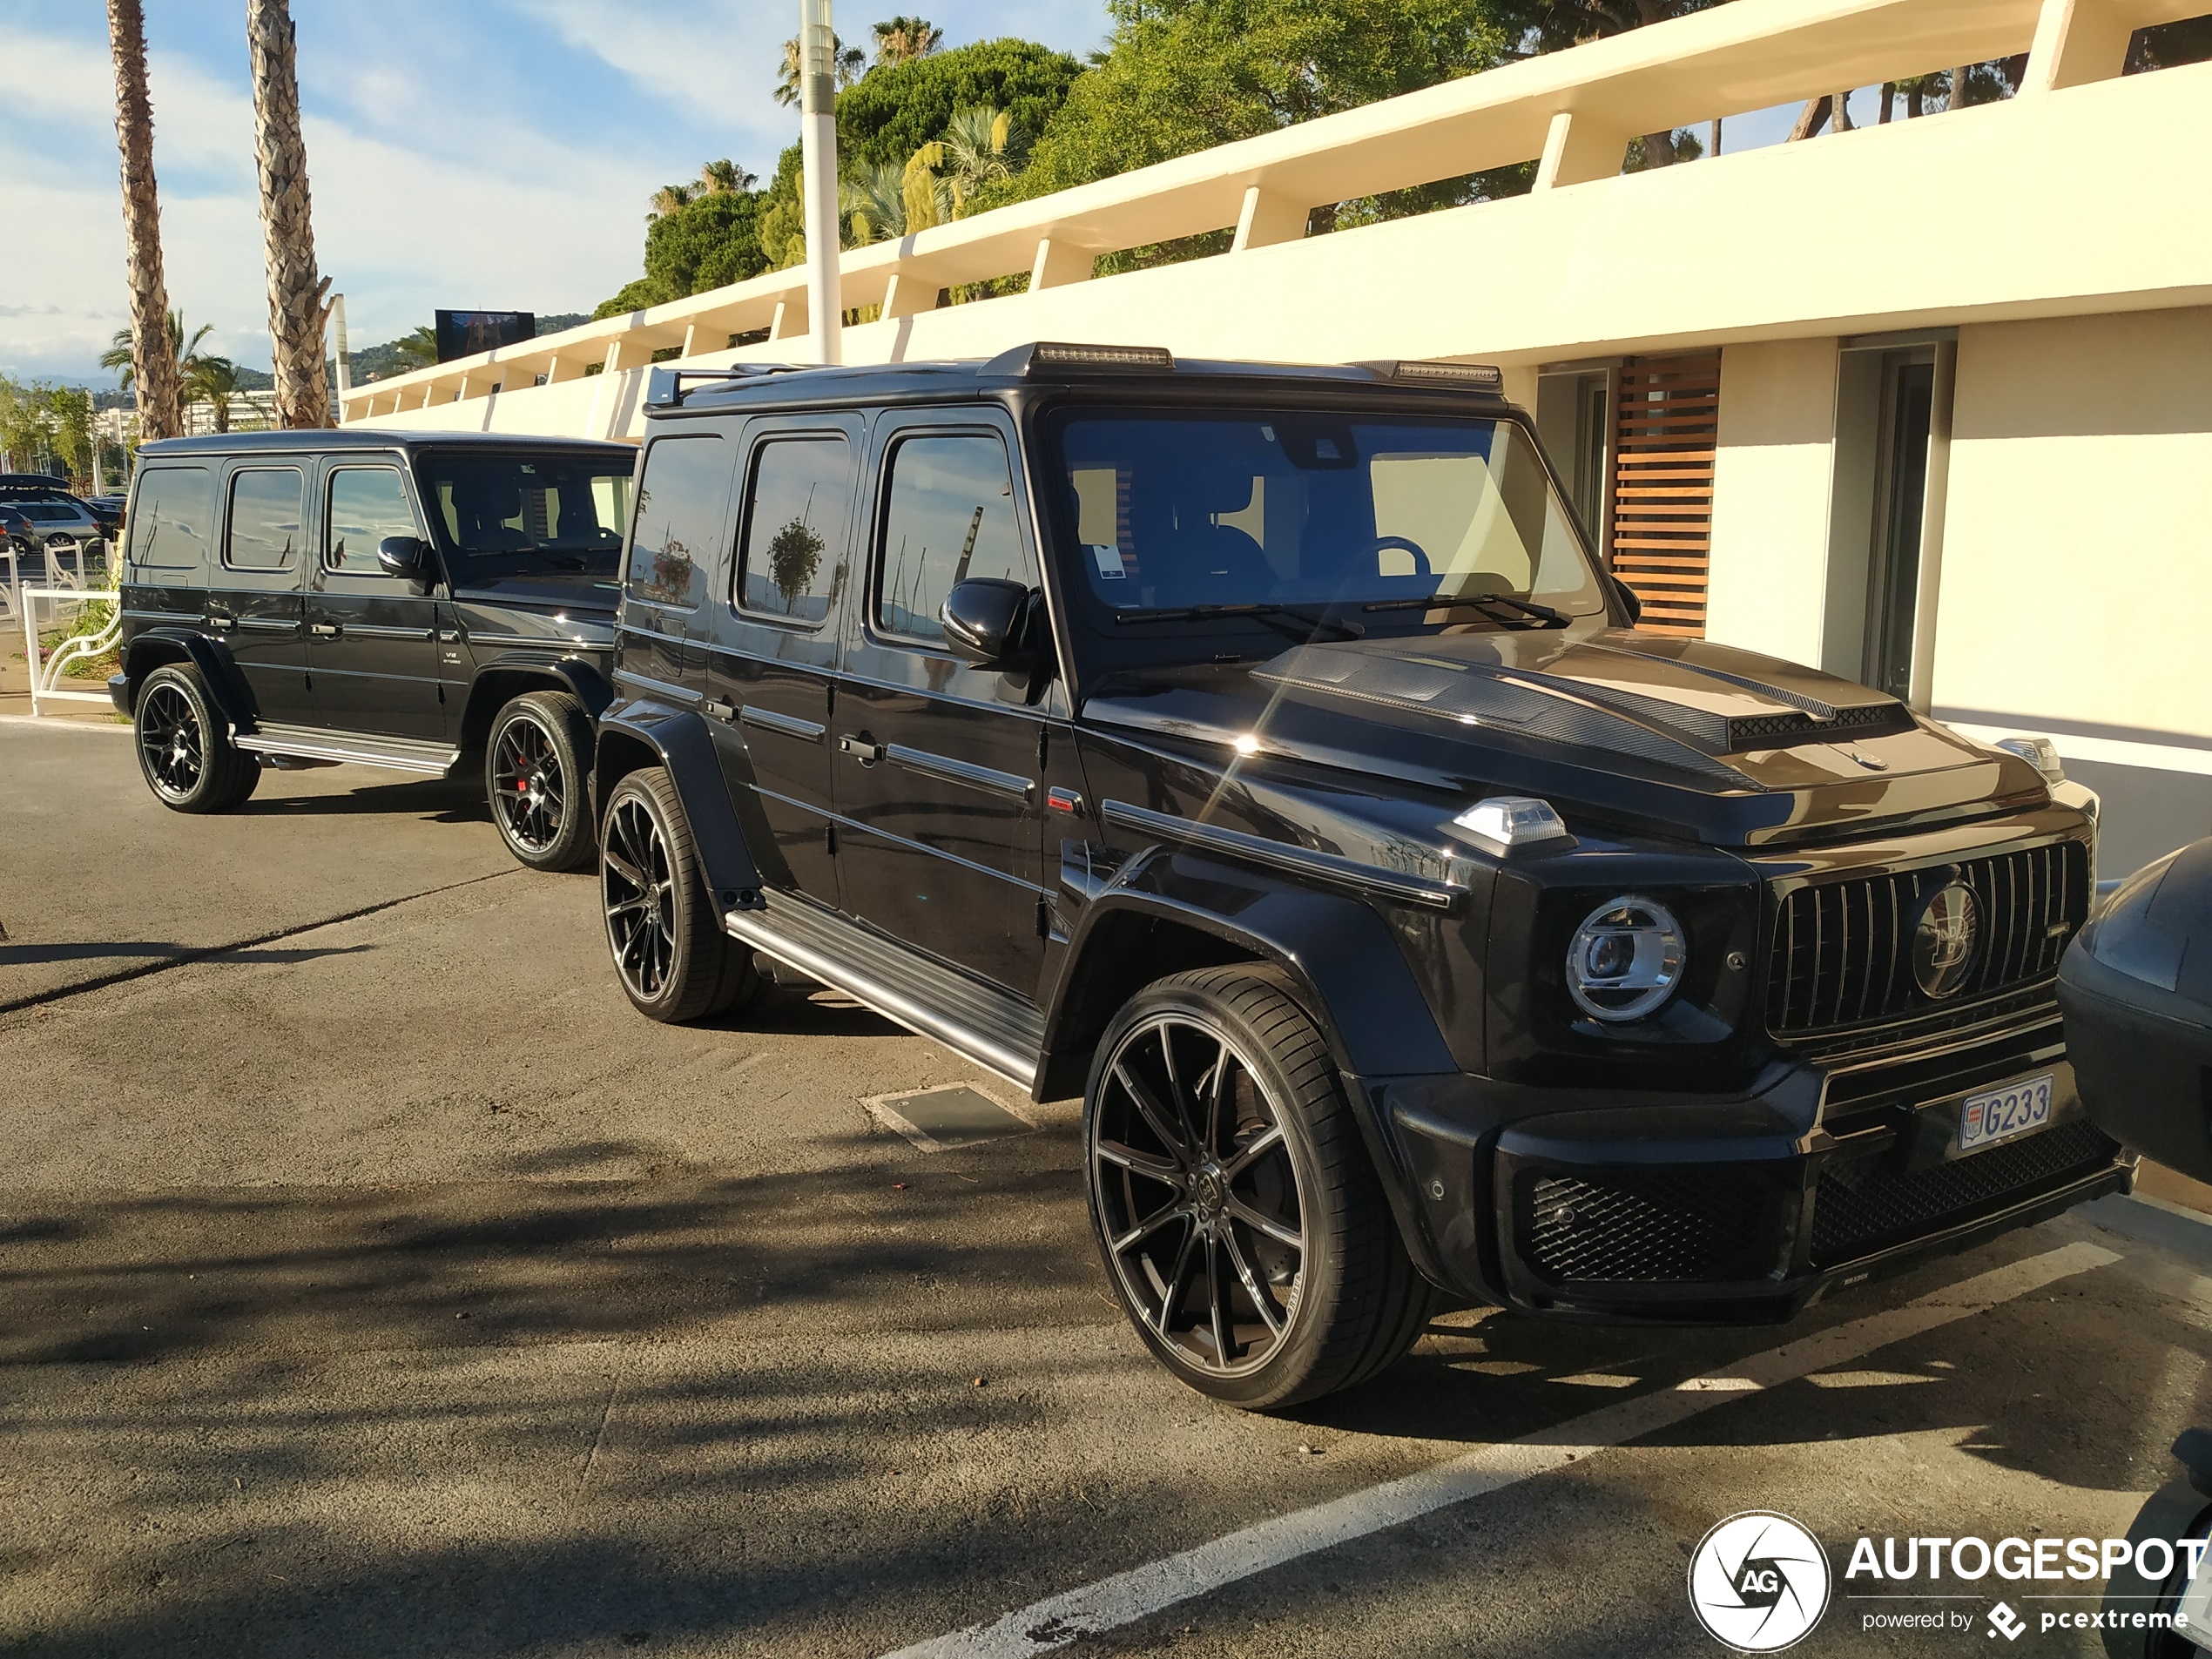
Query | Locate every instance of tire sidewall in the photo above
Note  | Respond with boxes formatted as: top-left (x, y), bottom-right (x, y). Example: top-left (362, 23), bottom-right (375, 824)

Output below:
top-left (487, 691), bottom-right (592, 871)
top-left (133, 664), bottom-right (228, 812)
top-left (599, 770), bottom-right (702, 1020)
top-left (1082, 974), bottom-right (1352, 1409)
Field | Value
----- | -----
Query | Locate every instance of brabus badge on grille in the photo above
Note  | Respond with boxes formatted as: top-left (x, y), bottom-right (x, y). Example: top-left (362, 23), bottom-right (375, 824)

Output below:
top-left (1912, 882), bottom-right (1980, 998)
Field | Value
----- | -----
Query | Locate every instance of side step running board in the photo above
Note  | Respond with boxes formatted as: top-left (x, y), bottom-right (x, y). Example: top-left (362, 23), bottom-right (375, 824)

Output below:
top-left (236, 725), bottom-right (460, 777)
top-left (725, 895), bottom-right (1044, 1093)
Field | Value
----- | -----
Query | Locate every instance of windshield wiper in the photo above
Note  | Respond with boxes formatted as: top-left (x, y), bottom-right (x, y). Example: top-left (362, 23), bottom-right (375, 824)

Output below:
top-left (1362, 592), bottom-right (1569, 628)
top-left (1113, 603), bottom-right (1365, 642)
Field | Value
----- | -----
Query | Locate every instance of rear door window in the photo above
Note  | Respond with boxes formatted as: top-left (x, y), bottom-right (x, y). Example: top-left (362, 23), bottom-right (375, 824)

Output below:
top-left (735, 436), bottom-right (852, 625)
top-left (225, 468), bottom-right (305, 573)
top-left (626, 434), bottom-right (733, 611)
top-left (126, 465), bottom-right (215, 583)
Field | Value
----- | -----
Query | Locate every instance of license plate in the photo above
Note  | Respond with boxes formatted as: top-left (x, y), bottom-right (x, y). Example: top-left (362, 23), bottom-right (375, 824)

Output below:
top-left (1958, 1074), bottom-right (2055, 1154)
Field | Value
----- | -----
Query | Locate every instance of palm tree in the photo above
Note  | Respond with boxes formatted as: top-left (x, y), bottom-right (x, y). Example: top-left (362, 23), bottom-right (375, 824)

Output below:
top-left (647, 182), bottom-right (695, 221)
top-left (105, 0), bottom-right (182, 440)
top-left (100, 310), bottom-right (215, 391)
top-left (937, 106), bottom-right (1022, 217)
top-left (246, 0), bottom-right (333, 428)
top-left (696, 158), bottom-right (756, 196)
top-left (775, 32), bottom-right (864, 107)
top-left (183, 355), bottom-right (241, 434)
top-left (392, 325), bottom-right (439, 368)
top-left (873, 16), bottom-right (943, 66)
top-left (841, 162), bottom-right (910, 245)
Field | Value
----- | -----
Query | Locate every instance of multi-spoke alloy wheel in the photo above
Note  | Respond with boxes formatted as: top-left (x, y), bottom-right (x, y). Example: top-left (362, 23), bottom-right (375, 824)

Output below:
top-left (485, 691), bottom-right (595, 871)
top-left (597, 768), bottom-right (759, 1023)
top-left (1092, 1014), bottom-right (1306, 1379)
top-left (604, 789), bottom-right (676, 1001)
top-left (138, 680), bottom-right (205, 803)
top-left (1084, 969), bottom-right (1435, 1409)
top-left (131, 663), bottom-right (259, 813)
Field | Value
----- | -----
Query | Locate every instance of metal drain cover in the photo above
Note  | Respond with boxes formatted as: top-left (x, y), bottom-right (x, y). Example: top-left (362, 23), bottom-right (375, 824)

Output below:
top-left (866, 1084), bottom-right (1034, 1151)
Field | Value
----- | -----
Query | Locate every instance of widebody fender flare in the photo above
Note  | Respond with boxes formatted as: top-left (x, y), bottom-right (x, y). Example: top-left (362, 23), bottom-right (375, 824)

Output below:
top-left (123, 630), bottom-right (253, 732)
top-left (590, 700), bottom-right (764, 909)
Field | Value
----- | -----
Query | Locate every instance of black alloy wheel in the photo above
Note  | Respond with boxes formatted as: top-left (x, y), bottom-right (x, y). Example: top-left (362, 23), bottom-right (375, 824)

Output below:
top-left (1085, 969), bottom-right (1434, 1409)
top-left (132, 663), bottom-right (259, 814)
top-left (598, 767), bottom-right (759, 1023)
top-left (486, 691), bottom-right (594, 872)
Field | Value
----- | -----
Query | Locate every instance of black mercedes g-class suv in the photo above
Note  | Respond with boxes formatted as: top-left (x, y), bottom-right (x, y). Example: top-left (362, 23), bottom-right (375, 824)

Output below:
top-left (590, 343), bottom-right (2128, 1408)
top-left (111, 430), bottom-right (636, 870)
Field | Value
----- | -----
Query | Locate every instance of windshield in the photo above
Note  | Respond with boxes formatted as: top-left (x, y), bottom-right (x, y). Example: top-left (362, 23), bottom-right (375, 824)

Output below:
top-left (416, 451), bottom-right (633, 580)
top-left (1049, 409), bottom-right (1604, 636)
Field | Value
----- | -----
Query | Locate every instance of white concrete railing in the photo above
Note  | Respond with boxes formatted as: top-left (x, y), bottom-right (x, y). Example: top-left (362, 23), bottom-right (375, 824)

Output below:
top-left (18, 583), bottom-right (120, 717)
top-left (342, 0), bottom-right (2204, 424)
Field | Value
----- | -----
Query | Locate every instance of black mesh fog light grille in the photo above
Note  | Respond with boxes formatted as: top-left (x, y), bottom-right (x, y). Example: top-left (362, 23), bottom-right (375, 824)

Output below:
top-left (1810, 1119), bottom-right (2121, 1268)
top-left (1515, 1164), bottom-right (1783, 1284)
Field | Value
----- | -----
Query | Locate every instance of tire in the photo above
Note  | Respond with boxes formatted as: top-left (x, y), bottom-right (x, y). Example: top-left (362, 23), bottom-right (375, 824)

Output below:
top-left (132, 663), bottom-right (260, 814)
top-left (599, 766), bottom-right (760, 1023)
top-left (1083, 968), bottom-right (1433, 1410)
top-left (486, 691), bottom-right (596, 872)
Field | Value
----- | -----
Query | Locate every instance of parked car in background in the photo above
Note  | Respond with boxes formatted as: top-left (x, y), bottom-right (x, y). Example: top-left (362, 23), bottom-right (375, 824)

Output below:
top-left (2059, 836), bottom-right (2212, 1652)
top-left (0, 502), bottom-right (43, 562)
top-left (108, 429), bottom-right (637, 872)
top-left (84, 493), bottom-right (126, 538)
top-left (587, 343), bottom-right (2127, 1409)
top-left (0, 475), bottom-right (106, 568)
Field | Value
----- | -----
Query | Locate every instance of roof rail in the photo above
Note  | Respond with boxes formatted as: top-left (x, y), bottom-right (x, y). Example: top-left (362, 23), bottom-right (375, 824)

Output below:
top-left (644, 363), bottom-right (804, 408)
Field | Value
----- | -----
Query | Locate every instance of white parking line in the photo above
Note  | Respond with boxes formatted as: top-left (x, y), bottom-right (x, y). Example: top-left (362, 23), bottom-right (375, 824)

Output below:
top-left (881, 1240), bottom-right (2121, 1659)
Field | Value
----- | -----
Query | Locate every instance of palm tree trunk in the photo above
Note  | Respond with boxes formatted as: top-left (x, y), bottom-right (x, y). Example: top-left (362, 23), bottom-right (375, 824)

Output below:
top-left (106, 0), bottom-right (181, 441)
top-left (247, 0), bottom-right (332, 429)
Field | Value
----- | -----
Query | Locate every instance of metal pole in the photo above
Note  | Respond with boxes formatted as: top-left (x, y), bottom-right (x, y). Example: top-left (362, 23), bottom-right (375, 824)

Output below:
top-left (1905, 337), bottom-right (1958, 715)
top-left (799, 0), bottom-right (842, 366)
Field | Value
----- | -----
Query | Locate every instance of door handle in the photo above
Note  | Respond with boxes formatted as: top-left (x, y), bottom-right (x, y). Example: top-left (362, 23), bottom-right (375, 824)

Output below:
top-left (310, 622), bottom-right (341, 638)
top-left (838, 734), bottom-right (885, 765)
top-left (206, 611), bottom-right (235, 631)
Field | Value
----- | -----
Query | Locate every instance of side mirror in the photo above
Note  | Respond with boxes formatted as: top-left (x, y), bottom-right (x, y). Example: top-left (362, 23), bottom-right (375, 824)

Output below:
top-left (1608, 572), bottom-right (1642, 626)
top-left (376, 535), bottom-right (434, 580)
top-left (941, 577), bottom-right (1033, 668)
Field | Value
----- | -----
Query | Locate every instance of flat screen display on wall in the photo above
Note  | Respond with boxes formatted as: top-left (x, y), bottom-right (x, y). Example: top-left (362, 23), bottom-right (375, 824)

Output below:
top-left (435, 310), bottom-right (536, 363)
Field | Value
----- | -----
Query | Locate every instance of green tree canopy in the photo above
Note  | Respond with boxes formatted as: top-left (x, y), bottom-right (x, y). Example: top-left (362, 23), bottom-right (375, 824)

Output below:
top-left (597, 184), bottom-right (771, 318)
top-left (834, 37), bottom-right (1080, 172)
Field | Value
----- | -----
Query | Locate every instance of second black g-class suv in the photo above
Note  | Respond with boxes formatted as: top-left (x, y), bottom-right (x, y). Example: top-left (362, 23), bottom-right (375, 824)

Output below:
top-left (590, 344), bottom-right (2129, 1408)
top-left (111, 430), bottom-right (637, 870)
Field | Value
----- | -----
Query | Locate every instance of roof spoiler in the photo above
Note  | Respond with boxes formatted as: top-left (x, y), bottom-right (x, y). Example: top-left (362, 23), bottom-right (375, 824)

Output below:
top-left (644, 363), bottom-right (804, 408)
top-left (1358, 360), bottom-right (1506, 391)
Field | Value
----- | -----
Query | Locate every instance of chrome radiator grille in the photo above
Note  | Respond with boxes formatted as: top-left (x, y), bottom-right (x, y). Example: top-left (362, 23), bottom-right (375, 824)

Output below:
top-left (1765, 840), bottom-right (2089, 1036)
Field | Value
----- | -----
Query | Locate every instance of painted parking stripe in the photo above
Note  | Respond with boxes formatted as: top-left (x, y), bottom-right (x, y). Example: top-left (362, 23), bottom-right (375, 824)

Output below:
top-left (882, 1240), bottom-right (2121, 1659)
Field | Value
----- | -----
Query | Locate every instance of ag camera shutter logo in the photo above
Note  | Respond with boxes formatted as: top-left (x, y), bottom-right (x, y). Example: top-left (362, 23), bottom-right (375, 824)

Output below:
top-left (1688, 1512), bottom-right (1832, 1651)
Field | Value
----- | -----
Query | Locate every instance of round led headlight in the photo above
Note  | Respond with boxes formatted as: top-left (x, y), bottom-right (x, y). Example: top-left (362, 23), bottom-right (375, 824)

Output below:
top-left (1566, 895), bottom-right (1685, 1022)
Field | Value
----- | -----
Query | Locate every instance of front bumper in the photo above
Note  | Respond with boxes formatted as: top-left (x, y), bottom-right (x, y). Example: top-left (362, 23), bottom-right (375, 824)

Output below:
top-left (1379, 1010), bottom-right (2135, 1322)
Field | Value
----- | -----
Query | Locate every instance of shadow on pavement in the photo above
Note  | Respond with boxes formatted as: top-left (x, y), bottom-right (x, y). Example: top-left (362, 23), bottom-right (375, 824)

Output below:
top-left (237, 777), bottom-right (489, 824)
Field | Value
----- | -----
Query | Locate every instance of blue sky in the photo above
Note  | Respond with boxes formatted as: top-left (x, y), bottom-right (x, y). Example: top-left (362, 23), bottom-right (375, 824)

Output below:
top-left (0, 0), bottom-right (1112, 383)
top-left (0, 1), bottom-right (1821, 388)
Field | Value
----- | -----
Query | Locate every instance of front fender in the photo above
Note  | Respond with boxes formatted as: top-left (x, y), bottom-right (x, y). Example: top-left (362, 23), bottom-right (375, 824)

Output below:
top-left (592, 700), bottom-right (764, 909)
top-left (1048, 846), bottom-right (1465, 1288)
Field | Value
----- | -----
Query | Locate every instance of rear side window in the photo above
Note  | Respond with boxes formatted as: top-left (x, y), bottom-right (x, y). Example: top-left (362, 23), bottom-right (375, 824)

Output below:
top-left (875, 434), bottom-right (1030, 645)
top-left (126, 466), bottom-right (214, 582)
top-left (327, 468), bottom-right (419, 575)
top-left (226, 468), bottom-right (304, 572)
top-left (735, 436), bottom-right (851, 625)
top-left (626, 434), bottom-right (732, 610)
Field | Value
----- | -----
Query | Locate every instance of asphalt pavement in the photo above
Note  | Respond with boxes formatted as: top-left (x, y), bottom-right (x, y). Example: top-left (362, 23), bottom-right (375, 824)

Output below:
top-left (3, 720), bottom-right (2209, 1659)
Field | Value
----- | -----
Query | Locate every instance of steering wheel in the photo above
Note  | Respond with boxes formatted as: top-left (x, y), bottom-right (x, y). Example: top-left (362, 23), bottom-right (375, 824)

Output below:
top-left (1367, 535), bottom-right (1432, 577)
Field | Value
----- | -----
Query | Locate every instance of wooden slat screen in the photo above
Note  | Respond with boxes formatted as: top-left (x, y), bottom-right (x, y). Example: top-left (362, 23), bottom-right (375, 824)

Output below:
top-left (1610, 352), bottom-right (1720, 637)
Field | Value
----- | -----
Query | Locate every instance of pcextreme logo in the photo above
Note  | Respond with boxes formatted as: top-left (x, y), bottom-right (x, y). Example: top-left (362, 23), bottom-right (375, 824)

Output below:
top-left (1688, 1512), bottom-right (1834, 1652)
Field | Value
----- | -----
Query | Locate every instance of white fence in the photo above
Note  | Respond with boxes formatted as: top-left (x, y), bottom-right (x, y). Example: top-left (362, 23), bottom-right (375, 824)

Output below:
top-left (17, 581), bottom-right (120, 717)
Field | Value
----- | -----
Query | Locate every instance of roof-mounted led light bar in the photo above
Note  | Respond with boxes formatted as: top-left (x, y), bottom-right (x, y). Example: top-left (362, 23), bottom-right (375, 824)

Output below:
top-left (1366, 360), bottom-right (1505, 391)
top-left (988, 341), bottom-right (1177, 378)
